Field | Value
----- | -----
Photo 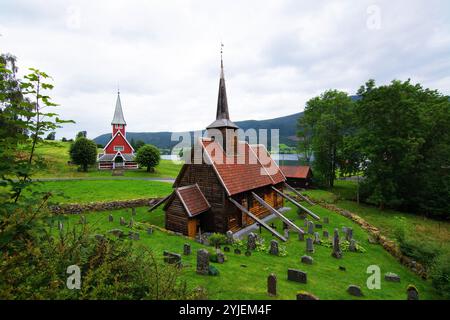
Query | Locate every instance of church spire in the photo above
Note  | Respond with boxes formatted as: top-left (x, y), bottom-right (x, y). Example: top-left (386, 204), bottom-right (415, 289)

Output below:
top-left (207, 44), bottom-right (238, 130)
top-left (111, 91), bottom-right (126, 125)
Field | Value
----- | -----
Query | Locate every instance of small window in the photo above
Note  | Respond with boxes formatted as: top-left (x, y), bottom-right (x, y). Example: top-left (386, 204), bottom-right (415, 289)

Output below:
top-left (115, 124), bottom-right (123, 129)
top-left (114, 146), bottom-right (124, 151)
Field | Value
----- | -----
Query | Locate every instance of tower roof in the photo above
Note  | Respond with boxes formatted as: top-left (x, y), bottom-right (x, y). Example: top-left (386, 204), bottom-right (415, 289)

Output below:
top-left (207, 53), bottom-right (239, 130)
top-left (111, 91), bottom-right (126, 125)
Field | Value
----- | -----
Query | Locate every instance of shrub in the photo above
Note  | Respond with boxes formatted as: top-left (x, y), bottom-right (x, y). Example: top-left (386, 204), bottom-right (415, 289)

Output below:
top-left (430, 253), bottom-right (450, 299)
top-left (208, 265), bottom-right (220, 276)
top-left (395, 230), bottom-right (439, 268)
top-left (69, 137), bottom-right (97, 172)
top-left (208, 233), bottom-right (227, 248)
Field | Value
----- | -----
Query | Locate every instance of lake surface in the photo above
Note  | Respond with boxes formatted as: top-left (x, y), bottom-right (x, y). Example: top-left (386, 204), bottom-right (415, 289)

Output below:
top-left (162, 154), bottom-right (307, 166)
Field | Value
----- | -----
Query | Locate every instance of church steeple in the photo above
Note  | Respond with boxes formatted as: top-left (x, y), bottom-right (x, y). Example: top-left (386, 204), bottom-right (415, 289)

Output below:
top-left (111, 90), bottom-right (126, 126)
top-left (207, 46), bottom-right (239, 130)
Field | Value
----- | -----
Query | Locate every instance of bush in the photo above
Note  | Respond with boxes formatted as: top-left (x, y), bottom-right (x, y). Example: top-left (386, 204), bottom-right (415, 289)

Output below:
top-left (208, 233), bottom-right (227, 248)
top-left (69, 137), bottom-right (98, 172)
top-left (395, 230), bottom-right (439, 268)
top-left (430, 253), bottom-right (450, 299)
top-left (135, 144), bottom-right (160, 172)
top-left (208, 265), bottom-right (220, 276)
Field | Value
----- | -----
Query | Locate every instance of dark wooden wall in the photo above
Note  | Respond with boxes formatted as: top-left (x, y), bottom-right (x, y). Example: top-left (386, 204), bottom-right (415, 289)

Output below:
top-left (165, 197), bottom-right (189, 235)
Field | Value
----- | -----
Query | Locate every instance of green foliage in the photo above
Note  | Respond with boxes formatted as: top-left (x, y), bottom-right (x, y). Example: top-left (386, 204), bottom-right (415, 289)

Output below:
top-left (69, 137), bottom-right (97, 172)
top-left (394, 229), bottom-right (439, 268)
top-left (209, 233), bottom-right (227, 248)
top-left (430, 252), bottom-right (450, 298)
top-left (132, 139), bottom-right (145, 151)
top-left (45, 132), bottom-right (55, 140)
top-left (299, 90), bottom-right (356, 187)
top-left (135, 144), bottom-right (161, 172)
top-left (208, 265), bottom-right (220, 276)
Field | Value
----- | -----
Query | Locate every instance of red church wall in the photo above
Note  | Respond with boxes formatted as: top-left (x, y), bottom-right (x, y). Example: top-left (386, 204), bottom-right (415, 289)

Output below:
top-left (104, 132), bottom-right (133, 154)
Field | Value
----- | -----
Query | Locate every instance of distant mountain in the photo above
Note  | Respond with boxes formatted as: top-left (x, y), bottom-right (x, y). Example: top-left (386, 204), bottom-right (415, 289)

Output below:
top-left (94, 112), bottom-right (303, 150)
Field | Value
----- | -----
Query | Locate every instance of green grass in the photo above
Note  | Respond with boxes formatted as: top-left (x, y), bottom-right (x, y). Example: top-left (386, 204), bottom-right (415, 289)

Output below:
top-left (30, 180), bottom-right (173, 204)
top-left (55, 201), bottom-right (442, 300)
top-left (304, 180), bottom-right (450, 256)
top-left (31, 141), bottom-right (182, 179)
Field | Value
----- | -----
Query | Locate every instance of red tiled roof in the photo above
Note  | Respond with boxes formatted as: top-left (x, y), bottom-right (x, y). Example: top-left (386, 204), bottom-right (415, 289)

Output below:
top-left (176, 184), bottom-right (210, 217)
top-left (201, 139), bottom-right (285, 196)
top-left (280, 165), bottom-right (311, 179)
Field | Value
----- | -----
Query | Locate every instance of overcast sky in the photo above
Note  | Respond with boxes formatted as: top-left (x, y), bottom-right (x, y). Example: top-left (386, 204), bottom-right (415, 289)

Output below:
top-left (1, 0), bottom-right (449, 139)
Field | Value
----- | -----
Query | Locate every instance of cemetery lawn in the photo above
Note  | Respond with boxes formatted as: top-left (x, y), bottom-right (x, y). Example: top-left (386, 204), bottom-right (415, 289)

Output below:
top-left (31, 141), bottom-right (182, 179)
top-left (29, 180), bottom-right (172, 204)
top-left (55, 202), bottom-right (442, 300)
top-left (304, 181), bottom-right (450, 256)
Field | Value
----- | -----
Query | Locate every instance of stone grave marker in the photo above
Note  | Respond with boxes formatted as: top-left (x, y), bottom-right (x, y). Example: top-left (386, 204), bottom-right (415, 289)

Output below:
top-left (324, 217), bottom-right (329, 224)
top-left (108, 214), bottom-right (113, 222)
top-left (226, 231), bottom-right (234, 244)
top-left (120, 217), bottom-right (126, 226)
top-left (234, 248), bottom-right (241, 255)
top-left (284, 229), bottom-right (289, 239)
top-left (332, 229), bottom-right (343, 259)
top-left (217, 251), bottom-right (225, 263)
top-left (164, 251), bottom-right (182, 267)
top-left (196, 249), bottom-right (210, 275)
top-left (287, 269), bottom-right (307, 284)
top-left (301, 255), bottom-right (313, 265)
top-left (269, 240), bottom-right (279, 256)
top-left (183, 243), bottom-right (191, 255)
top-left (307, 221), bottom-right (314, 234)
top-left (349, 239), bottom-right (357, 252)
top-left (306, 238), bottom-right (314, 253)
top-left (131, 207), bottom-right (136, 216)
top-left (146, 227), bottom-right (153, 235)
top-left (245, 251), bottom-right (251, 257)
top-left (347, 285), bottom-right (363, 297)
top-left (128, 218), bottom-right (134, 228)
top-left (407, 285), bottom-right (419, 300)
top-left (323, 230), bottom-right (329, 239)
top-left (247, 233), bottom-right (257, 250)
top-left (315, 223), bottom-right (322, 229)
top-left (313, 232), bottom-right (321, 244)
top-left (79, 215), bottom-right (87, 224)
top-left (108, 229), bottom-right (124, 238)
top-left (385, 272), bottom-right (401, 282)
top-left (296, 291), bottom-right (319, 300)
top-left (267, 274), bottom-right (277, 296)
top-left (346, 227), bottom-right (353, 242)
top-left (223, 246), bottom-right (230, 252)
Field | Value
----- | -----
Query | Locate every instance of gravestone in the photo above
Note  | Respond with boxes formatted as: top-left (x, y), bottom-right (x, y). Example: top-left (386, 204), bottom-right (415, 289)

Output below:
top-left (301, 255), bottom-right (313, 265)
top-left (349, 239), bottom-right (357, 252)
top-left (323, 230), bottom-right (329, 239)
top-left (304, 219), bottom-right (308, 227)
top-left (183, 243), bottom-right (191, 256)
top-left (332, 229), bottom-right (343, 259)
top-left (307, 221), bottom-right (314, 234)
top-left (95, 234), bottom-right (105, 241)
top-left (217, 251), bottom-right (225, 263)
top-left (313, 232), bottom-right (321, 244)
top-left (407, 285), bottom-right (419, 300)
top-left (245, 251), bottom-right (251, 257)
top-left (58, 221), bottom-right (63, 231)
top-left (267, 274), bottom-right (277, 296)
top-left (120, 217), bottom-right (126, 226)
top-left (347, 285), bottom-right (363, 297)
top-left (234, 248), bottom-right (241, 255)
top-left (223, 246), bottom-right (230, 252)
top-left (247, 233), bottom-right (257, 250)
top-left (287, 269), bottom-right (307, 284)
top-left (128, 218), bottom-right (134, 228)
top-left (306, 238), bottom-right (314, 253)
top-left (128, 232), bottom-right (140, 240)
top-left (284, 229), bottom-right (289, 239)
top-left (226, 231), bottom-right (234, 244)
top-left (108, 229), bottom-right (124, 238)
top-left (146, 227), bottom-right (153, 235)
top-left (385, 272), bottom-right (400, 282)
top-left (342, 227), bottom-right (348, 234)
top-left (196, 249), bottom-right (210, 275)
top-left (269, 240), bottom-right (279, 256)
top-left (131, 207), bottom-right (136, 216)
top-left (315, 224), bottom-right (322, 229)
top-left (346, 227), bottom-right (353, 242)
top-left (323, 217), bottom-right (329, 224)
top-left (79, 215), bottom-right (87, 224)
top-left (296, 291), bottom-right (319, 300)
top-left (339, 266), bottom-right (346, 271)
top-left (164, 251), bottom-right (182, 267)
top-left (108, 214), bottom-right (113, 222)
top-left (298, 232), bottom-right (305, 241)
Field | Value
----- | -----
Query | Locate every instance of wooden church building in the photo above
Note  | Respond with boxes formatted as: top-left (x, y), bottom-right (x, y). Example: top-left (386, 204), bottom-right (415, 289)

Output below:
top-left (98, 92), bottom-right (138, 170)
top-left (151, 57), bottom-right (319, 240)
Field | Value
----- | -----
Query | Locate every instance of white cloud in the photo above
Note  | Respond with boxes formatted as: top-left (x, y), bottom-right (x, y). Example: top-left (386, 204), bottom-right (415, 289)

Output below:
top-left (1, 0), bottom-right (449, 139)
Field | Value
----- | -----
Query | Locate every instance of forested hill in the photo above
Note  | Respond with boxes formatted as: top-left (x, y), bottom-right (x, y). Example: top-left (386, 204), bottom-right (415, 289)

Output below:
top-left (94, 112), bottom-right (303, 149)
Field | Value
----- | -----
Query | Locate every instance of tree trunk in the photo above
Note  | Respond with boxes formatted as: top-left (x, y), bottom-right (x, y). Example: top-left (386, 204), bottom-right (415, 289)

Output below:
top-left (147, 166), bottom-right (151, 172)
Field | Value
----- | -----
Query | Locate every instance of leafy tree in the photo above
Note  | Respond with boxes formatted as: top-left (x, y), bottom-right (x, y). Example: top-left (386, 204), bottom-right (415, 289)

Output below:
top-left (135, 144), bottom-right (160, 172)
top-left (355, 79), bottom-right (450, 215)
top-left (45, 132), bottom-right (55, 140)
top-left (299, 90), bottom-right (355, 187)
top-left (76, 131), bottom-right (87, 139)
top-left (69, 137), bottom-right (97, 172)
top-left (61, 137), bottom-right (67, 142)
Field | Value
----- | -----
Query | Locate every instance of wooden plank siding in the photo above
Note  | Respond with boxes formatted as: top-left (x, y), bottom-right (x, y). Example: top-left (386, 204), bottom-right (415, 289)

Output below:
top-left (165, 197), bottom-right (189, 235)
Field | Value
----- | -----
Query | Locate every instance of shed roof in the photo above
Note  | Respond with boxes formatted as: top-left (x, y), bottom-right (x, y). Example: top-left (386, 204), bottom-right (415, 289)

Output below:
top-left (175, 184), bottom-right (211, 217)
top-left (279, 165), bottom-right (312, 179)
